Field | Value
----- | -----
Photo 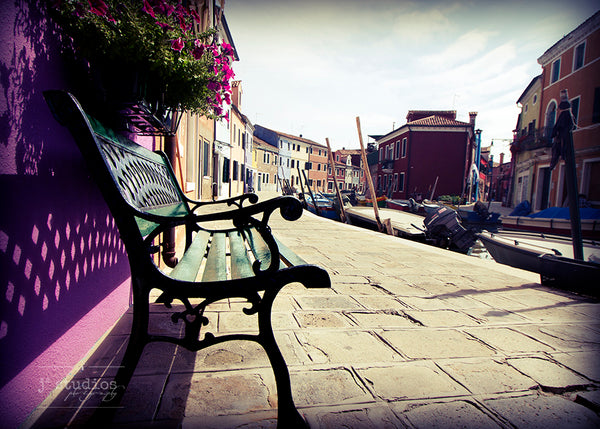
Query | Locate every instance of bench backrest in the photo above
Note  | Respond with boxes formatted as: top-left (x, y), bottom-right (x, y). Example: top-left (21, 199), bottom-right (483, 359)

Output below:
top-left (44, 91), bottom-right (190, 265)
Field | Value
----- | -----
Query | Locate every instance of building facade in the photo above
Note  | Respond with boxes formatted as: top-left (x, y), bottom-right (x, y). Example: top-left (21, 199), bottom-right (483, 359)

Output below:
top-left (252, 136), bottom-right (279, 192)
top-left (510, 11), bottom-right (600, 209)
top-left (375, 111), bottom-right (476, 201)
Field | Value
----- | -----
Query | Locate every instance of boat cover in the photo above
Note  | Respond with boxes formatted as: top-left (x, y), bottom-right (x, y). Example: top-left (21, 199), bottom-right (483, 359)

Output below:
top-left (528, 207), bottom-right (600, 220)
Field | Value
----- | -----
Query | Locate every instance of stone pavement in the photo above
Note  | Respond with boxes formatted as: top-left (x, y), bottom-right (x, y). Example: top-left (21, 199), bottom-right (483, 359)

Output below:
top-left (26, 207), bottom-right (600, 428)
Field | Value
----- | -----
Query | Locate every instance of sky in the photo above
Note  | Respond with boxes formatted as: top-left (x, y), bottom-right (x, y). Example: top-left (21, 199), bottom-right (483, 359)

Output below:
top-left (225, 0), bottom-right (599, 162)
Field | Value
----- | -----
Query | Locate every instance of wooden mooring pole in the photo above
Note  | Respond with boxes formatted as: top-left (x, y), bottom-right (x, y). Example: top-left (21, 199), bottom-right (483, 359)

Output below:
top-left (325, 138), bottom-right (347, 223)
top-left (356, 116), bottom-right (384, 232)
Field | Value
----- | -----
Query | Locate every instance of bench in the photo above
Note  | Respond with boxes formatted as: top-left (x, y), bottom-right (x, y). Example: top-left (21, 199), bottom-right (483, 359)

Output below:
top-left (44, 90), bottom-right (331, 428)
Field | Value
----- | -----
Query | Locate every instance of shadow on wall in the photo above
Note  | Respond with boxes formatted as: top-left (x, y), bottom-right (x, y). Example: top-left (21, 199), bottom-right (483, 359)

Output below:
top-left (0, 0), bottom-right (130, 390)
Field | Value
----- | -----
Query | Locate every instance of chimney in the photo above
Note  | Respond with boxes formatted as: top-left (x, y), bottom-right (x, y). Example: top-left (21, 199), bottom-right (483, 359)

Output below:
top-left (232, 80), bottom-right (242, 109)
top-left (469, 112), bottom-right (477, 127)
top-left (499, 153), bottom-right (505, 165)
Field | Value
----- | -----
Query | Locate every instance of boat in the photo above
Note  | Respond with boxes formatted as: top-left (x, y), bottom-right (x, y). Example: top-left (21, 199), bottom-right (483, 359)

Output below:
top-left (477, 230), bottom-right (600, 294)
top-left (304, 193), bottom-right (340, 220)
top-left (456, 201), bottom-right (502, 232)
top-left (344, 206), bottom-right (425, 238)
top-left (501, 207), bottom-right (600, 239)
top-left (357, 195), bottom-right (387, 207)
top-left (386, 198), bottom-right (423, 213)
top-left (423, 205), bottom-right (477, 253)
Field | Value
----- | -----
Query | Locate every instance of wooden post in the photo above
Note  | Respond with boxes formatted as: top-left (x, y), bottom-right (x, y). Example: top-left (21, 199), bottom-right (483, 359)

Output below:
top-left (356, 117), bottom-right (384, 232)
top-left (325, 138), bottom-right (347, 223)
top-left (299, 167), bottom-right (320, 216)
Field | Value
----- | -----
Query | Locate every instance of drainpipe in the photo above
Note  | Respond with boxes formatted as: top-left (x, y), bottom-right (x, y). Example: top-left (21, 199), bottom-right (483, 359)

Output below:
top-left (162, 133), bottom-right (178, 268)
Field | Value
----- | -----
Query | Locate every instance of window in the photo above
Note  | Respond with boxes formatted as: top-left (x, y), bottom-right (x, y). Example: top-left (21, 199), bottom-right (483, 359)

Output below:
top-left (524, 103), bottom-right (528, 113)
top-left (222, 158), bottom-right (230, 182)
top-left (582, 160), bottom-right (600, 202)
top-left (545, 101), bottom-right (557, 136)
top-left (571, 97), bottom-right (580, 128)
top-left (574, 41), bottom-right (585, 71)
top-left (394, 173), bottom-right (398, 191)
top-left (387, 144), bottom-right (393, 160)
top-left (551, 58), bottom-right (561, 83)
top-left (232, 160), bottom-right (239, 180)
top-left (401, 138), bottom-right (407, 158)
top-left (291, 159), bottom-right (295, 168)
top-left (533, 94), bottom-right (537, 105)
top-left (202, 140), bottom-right (210, 176)
top-left (395, 140), bottom-right (400, 159)
top-left (594, 87), bottom-right (600, 124)
top-left (399, 172), bottom-right (405, 192)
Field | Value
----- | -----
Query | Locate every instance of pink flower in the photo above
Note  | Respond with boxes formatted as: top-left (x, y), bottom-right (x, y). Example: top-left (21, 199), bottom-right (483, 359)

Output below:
top-left (192, 44), bottom-right (205, 60)
top-left (207, 80), bottom-right (221, 92)
top-left (142, 0), bottom-right (155, 18)
top-left (224, 111), bottom-right (229, 122)
top-left (88, 0), bottom-right (108, 16)
top-left (190, 10), bottom-right (201, 23)
top-left (221, 43), bottom-right (234, 57)
top-left (156, 21), bottom-right (172, 31)
top-left (171, 37), bottom-right (184, 52)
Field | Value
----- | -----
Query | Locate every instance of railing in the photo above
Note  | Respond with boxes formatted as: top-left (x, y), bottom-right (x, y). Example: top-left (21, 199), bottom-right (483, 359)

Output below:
top-left (511, 128), bottom-right (553, 153)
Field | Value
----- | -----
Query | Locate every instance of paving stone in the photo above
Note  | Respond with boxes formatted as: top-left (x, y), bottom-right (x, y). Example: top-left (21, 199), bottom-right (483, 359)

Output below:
top-left (306, 404), bottom-right (406, 429)
top-left (379, 329), bottom-right (496, 359)
top-left (484, 393), bottom-right (600, 428)
top-left (512, 306), bottom-right (590, 323)
top-left (462, 308), bottom-right (528, 325)
top-left (332, 283), bottom-right (387, 295)
top-left (115, 374), bottom-right (168, 423)
top-left (330, 274), bottom-right (371, 284)
top-left (465, 327), bottom-right (556, 353)
top-left (291, 368), bottom-right (373, 406)
top-left (158, 370), bottom-right (274, 420)
top-left (437, 358), bottom-right (536, 394)
top-left (551, 351), bottom-right (600, 382)
top-left (346, 311), bottom-right (419, 329)
top-left (357, 295), bottom-right (410, 310)
top-left (294, 311), bottom-right (352, 328)
top-left (357, 362), bottom-right (469, 400)
top-left (507, 357), bottom-right (593, 390)
top-left (404, 310), bottom-right (479, 327)
top-left (574, 389), bottom-right (600, 411)
top-left (514, 324), bottom-right (600, 352)
top-left (294, 295), bottom-right (362, 310)
top-left (393, 400), bottom-right (503, 429)
top-left (295, 330), bottom-right (402, 364)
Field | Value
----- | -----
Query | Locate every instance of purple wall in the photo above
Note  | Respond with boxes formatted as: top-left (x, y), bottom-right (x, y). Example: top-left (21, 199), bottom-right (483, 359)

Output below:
top-left (0, 2), bottom-right (131, 427)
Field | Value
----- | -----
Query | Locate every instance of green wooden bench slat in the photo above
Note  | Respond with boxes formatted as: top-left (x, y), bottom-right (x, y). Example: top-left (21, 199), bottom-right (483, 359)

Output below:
top-left (275, 237), bottom-right (307, 268)
top-left (229, 231), bottom-right (254, 279)
top-left (244, 227), bottom-right (272, 269)
top-left (135, 203), bottom-right (190, 236)
top-left (169, 230), bottom-right (211, 281)
top-left (202, 233), bottom-right (227, 282)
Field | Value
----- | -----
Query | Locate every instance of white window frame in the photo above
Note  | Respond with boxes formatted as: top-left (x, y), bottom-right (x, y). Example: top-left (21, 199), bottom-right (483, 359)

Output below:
top-left (551, 58), bottom-right (561, 83)
top-left (573, 41), bottom-right (586, 71)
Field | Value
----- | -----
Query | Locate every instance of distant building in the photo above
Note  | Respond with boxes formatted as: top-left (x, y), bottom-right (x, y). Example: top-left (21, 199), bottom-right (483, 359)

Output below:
top-left (375, 110), bottom-right (477, 201)
top-left (252, 136), bottom-right (278, 192)
top-left (510, 74), bottom-right (544, 208)
top-left (254, 125), bottom-right (325, 193)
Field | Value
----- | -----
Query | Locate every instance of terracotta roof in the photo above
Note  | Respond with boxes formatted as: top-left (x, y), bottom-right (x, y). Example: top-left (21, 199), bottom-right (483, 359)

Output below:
top-left (407, 115), bottom-right (471, 127)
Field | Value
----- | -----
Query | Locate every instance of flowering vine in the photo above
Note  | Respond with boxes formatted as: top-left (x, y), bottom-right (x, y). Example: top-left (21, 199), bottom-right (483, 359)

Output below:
top-left (50, 0), bottom-right (235, 120)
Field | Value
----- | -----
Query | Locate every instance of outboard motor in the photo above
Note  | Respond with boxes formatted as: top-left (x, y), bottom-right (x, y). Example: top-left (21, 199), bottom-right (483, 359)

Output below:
top-left (424, 206), bottom-right (476, 253)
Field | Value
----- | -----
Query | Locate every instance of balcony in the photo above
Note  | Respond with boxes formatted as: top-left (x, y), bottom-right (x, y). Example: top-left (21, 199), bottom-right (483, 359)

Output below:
top-left (381, 159), bottom-right (395, 173)
top-left (511, 128), bottom-right (553, 153)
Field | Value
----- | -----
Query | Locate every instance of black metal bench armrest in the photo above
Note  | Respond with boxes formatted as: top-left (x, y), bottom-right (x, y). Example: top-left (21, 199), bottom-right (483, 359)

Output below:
top-left (185, 193), bottom-right (259, 211)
